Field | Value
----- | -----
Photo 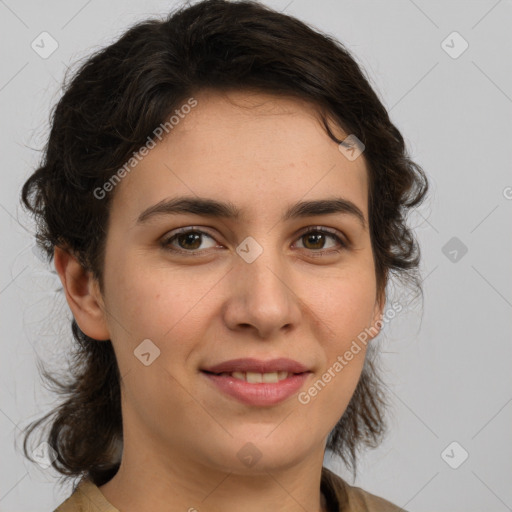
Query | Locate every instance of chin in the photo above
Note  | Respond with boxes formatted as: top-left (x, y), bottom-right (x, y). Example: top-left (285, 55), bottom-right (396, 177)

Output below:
top-left (205, 430), bottom-right (313, 474)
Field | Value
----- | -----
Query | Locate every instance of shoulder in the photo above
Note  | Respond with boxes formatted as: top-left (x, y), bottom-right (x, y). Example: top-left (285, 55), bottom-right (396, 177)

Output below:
top-left (321, 466), bottom-right (406, 512)
top-left (54, 478), bottom-right (118, 512)
top-left (344, 483), bottom-right (406, 512)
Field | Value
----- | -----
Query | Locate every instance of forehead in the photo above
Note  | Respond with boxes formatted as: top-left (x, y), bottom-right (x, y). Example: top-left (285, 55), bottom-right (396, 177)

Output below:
top-left (110, 89), bottom-right (369, 225)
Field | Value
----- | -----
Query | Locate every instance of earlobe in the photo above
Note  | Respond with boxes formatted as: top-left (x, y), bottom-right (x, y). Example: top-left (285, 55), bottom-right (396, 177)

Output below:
top-left (53, 246), bottom-right (110, 341)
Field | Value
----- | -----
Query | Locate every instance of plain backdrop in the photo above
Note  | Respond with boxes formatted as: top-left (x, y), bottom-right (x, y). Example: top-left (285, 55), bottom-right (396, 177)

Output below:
top-left (1, 1), bottom-right (511, 511)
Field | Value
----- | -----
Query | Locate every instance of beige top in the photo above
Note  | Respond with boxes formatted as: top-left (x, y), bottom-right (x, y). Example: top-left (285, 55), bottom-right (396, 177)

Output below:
top-left (54, 467), bottom-right (406, 512)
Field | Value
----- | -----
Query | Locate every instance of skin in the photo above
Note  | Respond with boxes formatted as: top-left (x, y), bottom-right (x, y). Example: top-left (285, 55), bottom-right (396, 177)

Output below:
top-left (55, 89), bottom-right (385, 512)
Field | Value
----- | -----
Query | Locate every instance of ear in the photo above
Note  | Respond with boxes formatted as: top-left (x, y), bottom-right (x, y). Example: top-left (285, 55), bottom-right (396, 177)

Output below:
top-left (53, 246), bottom-right (110, 341)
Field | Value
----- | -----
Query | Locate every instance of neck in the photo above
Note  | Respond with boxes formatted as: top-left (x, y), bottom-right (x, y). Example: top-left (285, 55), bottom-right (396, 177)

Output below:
top-left (99, 443), bottom-right (328, 512)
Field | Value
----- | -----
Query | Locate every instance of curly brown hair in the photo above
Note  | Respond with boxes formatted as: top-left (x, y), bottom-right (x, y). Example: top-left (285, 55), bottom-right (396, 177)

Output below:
top-left (20, 0), bottom-right (429, 489)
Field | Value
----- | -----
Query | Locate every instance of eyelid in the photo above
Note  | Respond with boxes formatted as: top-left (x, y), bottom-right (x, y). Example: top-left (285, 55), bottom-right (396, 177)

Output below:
top-left (160, 226), bottom-right (220, 252)
top-left (160, 225), bottom-right (349, 254)
top-left (298, 225), bottom-right (349, 245)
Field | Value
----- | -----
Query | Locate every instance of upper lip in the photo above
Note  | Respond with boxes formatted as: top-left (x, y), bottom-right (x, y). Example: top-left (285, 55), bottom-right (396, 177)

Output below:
top-left (202, 358), bottom-right (310, 374)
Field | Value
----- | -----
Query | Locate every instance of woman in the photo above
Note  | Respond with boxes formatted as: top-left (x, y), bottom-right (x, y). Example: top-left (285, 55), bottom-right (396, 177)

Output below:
top-left (21, 1), bottom-right (428, 510)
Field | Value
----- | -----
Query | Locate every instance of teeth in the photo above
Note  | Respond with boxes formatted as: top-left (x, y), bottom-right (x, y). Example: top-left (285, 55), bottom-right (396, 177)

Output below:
top-left (262, 372), bottom-right (278, 383)
top-left (246, 371), bottom-right (263, 383)
top-left (226, 371), bottom-right (291, 383)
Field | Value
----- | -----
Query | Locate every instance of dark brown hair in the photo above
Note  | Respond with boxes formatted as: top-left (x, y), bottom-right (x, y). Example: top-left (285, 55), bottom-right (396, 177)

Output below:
top-left (20, 0), bottom-right (429, 488)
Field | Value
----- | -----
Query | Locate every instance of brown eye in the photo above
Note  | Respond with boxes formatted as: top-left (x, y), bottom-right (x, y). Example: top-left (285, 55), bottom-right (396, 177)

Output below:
top-left (295, 227), bottom-right (347, 253)
top-left (302, 232), bottom-right (326, 250)
top-left (160, 226), bottom-right (348, 256)
top-left (161, 228), bottom-right (218, 253)
top-left (175, 232), bottom-right (202, 250)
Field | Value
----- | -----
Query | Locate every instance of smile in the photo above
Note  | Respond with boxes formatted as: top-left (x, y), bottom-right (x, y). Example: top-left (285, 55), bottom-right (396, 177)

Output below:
top-left (201, 369), bottom-right (311, 406)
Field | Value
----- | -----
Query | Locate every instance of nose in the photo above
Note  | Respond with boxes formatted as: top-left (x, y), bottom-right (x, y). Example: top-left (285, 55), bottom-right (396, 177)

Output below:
top-left (222, 242), bottom-right (302, 339)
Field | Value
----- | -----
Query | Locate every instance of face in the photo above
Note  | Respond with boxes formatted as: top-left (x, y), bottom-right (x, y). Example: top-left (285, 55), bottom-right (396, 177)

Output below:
top-left (81, 89), bottom-right (384, 474)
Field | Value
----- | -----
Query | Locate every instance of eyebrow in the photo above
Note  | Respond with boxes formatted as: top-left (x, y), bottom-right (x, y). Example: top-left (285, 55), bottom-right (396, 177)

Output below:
top-left (136, 196), bottom-right (366, 229)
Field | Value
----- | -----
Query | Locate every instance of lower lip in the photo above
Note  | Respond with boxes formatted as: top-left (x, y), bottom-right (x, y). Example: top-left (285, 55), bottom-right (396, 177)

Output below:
top-left (201, 371), bottom-right (311, 406)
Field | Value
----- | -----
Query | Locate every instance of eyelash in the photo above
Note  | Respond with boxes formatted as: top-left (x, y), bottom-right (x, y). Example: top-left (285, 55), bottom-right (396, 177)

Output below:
top-left (160, 226), bottom-right (348, 257)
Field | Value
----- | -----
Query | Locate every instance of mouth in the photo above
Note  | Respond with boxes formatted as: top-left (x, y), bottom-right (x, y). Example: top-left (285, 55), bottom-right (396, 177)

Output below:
top-left (200, 371), bottom-right (311, 406)
top-left (201, 370), bottom-right (300, 383)
top-left (201, 357), bottom-right (310, 375)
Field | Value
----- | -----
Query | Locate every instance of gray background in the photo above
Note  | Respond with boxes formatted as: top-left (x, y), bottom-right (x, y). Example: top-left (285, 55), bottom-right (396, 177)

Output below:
top-left (1, 0), bottom-right (511, 510)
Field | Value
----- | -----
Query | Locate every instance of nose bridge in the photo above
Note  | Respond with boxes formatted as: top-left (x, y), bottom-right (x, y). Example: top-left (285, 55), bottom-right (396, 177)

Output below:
top-left (226, 234), bottom-right (300, 336)
top-left (238, 235), bottom-right (290, 305)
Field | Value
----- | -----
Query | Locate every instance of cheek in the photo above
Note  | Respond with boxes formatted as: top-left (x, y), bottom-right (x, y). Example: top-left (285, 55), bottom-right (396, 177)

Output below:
top-left (314, 268), bottom-right (378, 347)
top-left (297, 274), bottom-right (374, 431)
top-left (298, 352), bottom-right (365, 441)
top-left (103, 257), bottom-right (221, 351)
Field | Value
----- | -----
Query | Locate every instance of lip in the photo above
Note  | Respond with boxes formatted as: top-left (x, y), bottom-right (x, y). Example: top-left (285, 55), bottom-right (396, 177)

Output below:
top-left (200, 358), bottom-right (312, 407)
top-left (202, 357), bottom-right (310, 374)
top-left (201, 372), bottom-right (311, 406)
